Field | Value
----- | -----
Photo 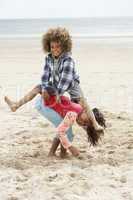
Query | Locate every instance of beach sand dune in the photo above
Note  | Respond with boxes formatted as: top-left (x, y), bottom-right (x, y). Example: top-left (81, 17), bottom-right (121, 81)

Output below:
top-left (0, 37), bottom-right (133, 200)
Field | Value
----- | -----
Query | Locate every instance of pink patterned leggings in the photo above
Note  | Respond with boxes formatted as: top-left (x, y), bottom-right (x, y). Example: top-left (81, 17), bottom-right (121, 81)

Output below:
top-left (57, 111), bottom-right (78, 149)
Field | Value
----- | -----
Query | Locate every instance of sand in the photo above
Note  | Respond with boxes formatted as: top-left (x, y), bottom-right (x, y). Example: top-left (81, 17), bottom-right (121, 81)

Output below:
top-left (0, 36), bottom-right (133, 200)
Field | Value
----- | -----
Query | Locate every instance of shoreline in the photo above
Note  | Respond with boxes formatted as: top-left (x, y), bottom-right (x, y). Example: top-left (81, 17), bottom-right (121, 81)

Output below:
top-left (0, 33), bottom-right (133, 39)
top-left (0, 34), bottom-right (133, 48)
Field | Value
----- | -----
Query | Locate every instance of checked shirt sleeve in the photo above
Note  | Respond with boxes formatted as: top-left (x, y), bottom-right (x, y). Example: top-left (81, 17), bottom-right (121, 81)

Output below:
top-left (41, 57), bottom-right (50, 90)
top-left (57, 58), bottom-right (74, 95)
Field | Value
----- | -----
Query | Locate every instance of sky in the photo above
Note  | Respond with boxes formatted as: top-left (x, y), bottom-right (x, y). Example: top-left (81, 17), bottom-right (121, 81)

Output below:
top-left (0, 0), bottom-right (133, 19)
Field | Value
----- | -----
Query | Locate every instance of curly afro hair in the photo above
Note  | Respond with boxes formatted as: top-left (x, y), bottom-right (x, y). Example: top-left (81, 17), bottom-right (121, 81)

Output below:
top-left (42, 27), bottom-right (72, 54)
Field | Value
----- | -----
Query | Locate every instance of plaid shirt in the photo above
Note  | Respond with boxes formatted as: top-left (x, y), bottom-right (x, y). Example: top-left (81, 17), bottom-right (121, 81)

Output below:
top-left (41, 53), bottom-right (80, 95)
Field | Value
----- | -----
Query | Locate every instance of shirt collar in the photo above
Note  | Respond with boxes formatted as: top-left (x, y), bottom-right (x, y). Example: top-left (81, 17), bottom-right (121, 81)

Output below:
top-left (48, 52), bottom-right (71, 60)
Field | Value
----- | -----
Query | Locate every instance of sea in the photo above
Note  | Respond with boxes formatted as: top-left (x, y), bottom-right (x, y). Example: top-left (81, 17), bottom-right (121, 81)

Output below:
top-left (0, 17), bottom-right (133, 38)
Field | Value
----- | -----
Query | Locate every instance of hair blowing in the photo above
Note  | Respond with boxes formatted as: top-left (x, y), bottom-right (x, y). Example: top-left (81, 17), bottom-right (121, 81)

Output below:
top-left (86, 108), bottom-right (106, 146)
top-left (42, 27), bottom-right (72, 53)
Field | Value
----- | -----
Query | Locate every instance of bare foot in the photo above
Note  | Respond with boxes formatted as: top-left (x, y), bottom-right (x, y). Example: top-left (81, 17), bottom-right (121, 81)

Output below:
top-left (60, 151), bottom-right (69, 159)
top-left (4, 96), bottom-right (18, 112)
top-left (60, 145), bottom-right (69, 158)
top-left (48, 152), bottom-right (57, 157)
top-left (68, 146), bottom-right (80, 157)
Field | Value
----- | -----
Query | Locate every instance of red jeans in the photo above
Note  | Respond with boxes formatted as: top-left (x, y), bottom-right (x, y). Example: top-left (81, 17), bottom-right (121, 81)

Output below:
top-left (57, 111), bottom-right (77, 149)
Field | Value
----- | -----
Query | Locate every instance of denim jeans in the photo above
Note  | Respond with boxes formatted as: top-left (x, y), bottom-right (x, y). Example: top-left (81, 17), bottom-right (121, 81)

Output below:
top-left (34, 96), bottom-right (74, 142)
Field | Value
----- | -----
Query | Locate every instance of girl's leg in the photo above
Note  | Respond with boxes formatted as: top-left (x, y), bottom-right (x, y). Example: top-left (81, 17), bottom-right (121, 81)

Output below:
top-left (60, 144), bottom-right (68, 158)
top-left (48, 138), bottom-right (67, 158)
top-left (35, 96), bottom-right (74, 142)
top-left (4, 85), bottom-right (41, 112)
top-left (57, 111), bottom-right (79, 157)
top-left (48, 137), bottom-right (60, 157)
top-left (35, 97), bottom-right (74, 156)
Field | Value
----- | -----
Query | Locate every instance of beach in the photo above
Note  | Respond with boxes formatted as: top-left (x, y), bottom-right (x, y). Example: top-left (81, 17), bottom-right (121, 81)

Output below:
top-left (0, 36), bottom-right (133, 200)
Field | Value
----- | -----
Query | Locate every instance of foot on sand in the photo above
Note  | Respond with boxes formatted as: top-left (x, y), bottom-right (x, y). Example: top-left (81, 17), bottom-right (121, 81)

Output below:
top-left (60, 145), bottom-right (69, 158)
top-left (4, 96), bottom-right (18, 112)
top-left (68, 146), bottom-right (80, 157)
top-left (60, 151), bottom-right (69, 159)
top-left (48, 152), bottom-right (57, 157)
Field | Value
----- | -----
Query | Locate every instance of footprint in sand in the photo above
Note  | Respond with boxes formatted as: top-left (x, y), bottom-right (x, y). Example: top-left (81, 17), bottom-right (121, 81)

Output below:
top-left (7, 197), bottom-right (18, 200)
top-left (127, 144), bottom-right (133, 149)
top-left (47, 174), bottom-right (58, 182)
top-left (108, 150), bottom-right (115, 154)
top-left (122, 192), bottom-right (133, 200)
top-left (14, 130), bottom-right (28, 136)
top-left (38, 122), bottom-right (50, 128)
top-left (120, 176), bottom-right (127, 183)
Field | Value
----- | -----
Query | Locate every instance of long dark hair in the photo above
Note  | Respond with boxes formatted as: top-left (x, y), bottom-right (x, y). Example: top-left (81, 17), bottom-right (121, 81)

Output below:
top-left (93, 108), bottom-right (106, 128)
top-left (85, 108), bottom-right (106, 146)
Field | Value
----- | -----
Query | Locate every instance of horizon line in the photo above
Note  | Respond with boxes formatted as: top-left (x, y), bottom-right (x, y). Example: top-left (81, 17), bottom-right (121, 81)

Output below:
top-left (0, 16), bottom-right (133, 20)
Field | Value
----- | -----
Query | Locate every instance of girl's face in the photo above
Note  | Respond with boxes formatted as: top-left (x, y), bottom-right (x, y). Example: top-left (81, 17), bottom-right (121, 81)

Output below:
top-left (50, 41), bottom-right (62, 58)
top-left (77, 110), bottom-right (90, 126)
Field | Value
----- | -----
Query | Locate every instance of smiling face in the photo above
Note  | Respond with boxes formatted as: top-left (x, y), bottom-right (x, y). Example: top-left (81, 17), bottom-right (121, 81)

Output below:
top-left (50, 41), bottom-right (62, 58)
